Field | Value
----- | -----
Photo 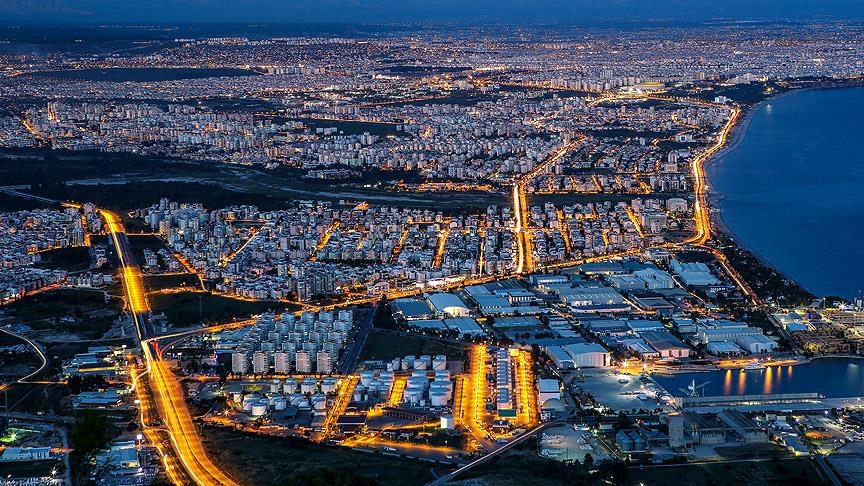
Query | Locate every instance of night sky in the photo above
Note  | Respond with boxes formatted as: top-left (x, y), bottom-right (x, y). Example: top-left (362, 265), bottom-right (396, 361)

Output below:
top-left (1, 0), bottom-right (863, 23)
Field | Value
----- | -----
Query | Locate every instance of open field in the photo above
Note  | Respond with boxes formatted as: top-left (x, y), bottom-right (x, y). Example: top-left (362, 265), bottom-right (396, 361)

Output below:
top-left (149, 291), bottom-right (296, 326)
top-left (359, 330), bottom-right (466, 362)
top-left (5, 288), bottom-right (123, 339)
top-left (35, 246), bottom-right (91, 272)
top-left (201, 427), bottom-right (437, 486)
top-left (623, 458), bottom-right (825, 486)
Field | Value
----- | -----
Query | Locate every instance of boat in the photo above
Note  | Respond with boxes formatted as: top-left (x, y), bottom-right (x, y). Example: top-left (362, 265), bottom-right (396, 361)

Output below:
top-left (743, 360), bottom-right (766, 371)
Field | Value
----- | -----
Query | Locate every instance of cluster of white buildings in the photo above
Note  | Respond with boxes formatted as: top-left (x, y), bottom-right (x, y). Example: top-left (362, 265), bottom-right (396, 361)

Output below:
top-left (222, 310), bottom-right (354, 375)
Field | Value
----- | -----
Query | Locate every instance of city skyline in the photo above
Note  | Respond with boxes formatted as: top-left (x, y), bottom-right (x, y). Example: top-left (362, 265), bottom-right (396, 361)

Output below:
top-left (2, 0), bottom-right (864, 23)
top-left (0, 12), bottom-right (863, 486)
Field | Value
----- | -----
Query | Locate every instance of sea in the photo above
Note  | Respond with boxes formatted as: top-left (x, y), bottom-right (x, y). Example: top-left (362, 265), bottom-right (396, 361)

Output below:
top-left (706, 87), bottom-right (864, 299)
top-left (653, 357), bottom-right (864, 399)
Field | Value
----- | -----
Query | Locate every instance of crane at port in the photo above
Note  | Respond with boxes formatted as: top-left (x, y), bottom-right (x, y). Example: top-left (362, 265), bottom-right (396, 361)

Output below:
top-left (679, 379), bottom-right (710, 397)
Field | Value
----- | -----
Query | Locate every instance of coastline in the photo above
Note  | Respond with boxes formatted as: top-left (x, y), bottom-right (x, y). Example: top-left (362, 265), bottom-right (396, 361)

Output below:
top-left (701, 87), bottom-right (817, 296)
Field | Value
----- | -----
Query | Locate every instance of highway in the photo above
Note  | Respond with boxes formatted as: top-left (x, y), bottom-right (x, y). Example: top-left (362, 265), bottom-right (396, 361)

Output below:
top-left (101, 208), bottom-right (237, 486)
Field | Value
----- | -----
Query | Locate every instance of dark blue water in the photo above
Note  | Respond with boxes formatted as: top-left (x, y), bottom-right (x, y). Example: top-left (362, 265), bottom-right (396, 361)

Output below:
top-left (707, 87), bottom-right (864, 298)
top-left (653, 358), bottom-right (864, 398)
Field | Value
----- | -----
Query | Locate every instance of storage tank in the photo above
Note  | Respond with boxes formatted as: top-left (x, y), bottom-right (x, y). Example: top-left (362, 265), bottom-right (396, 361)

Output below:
top-left (432, 356), bottom-right (447, 371)
top-left (403, 386), bottom-right (423, 404)
top-left (440, 414), bottom-right (455, 430)
top-left (388, 358), bottom-right (402, 371)
top-left (250, 400), bottom-right (269, 417)
top-left (272, 397), bottom-right (287, 411)
top-left (430, 380), bottom-right (453, 390)
top-left (429, 391), bottom-right (448, 407)
top-left (321, 377), bottom-right (338, 394)
top-left (271, 380), bottom-right (283, 394)
top-left (283, 378), bottom-right (298, 394)
top-left (413, 358), bottom-right (428, 370)
top-left (231, 391), bottom-right (243, 403)
top-left (242, 396), bottom-right (255, 412)
top-left (403, 355), bottom-right (416, 370)
top-left (434, 370), bottom-right (451, 380)
top-left (360, 370), bottom-right (375, 386)
top-left (301, 377), bottom-right (318, 394)
top-left (411, 370), bottom-right (427, 378)
top-left (419, 355), bottom-right (432, 368)
top-left (311, 393), bottom-right (327, 412)
top-left (353, 385), bottom-right (367, 403)
top-left (290, 394), bottom-right (309, 408)
top-left (407, 377), bottom-right (428, 390)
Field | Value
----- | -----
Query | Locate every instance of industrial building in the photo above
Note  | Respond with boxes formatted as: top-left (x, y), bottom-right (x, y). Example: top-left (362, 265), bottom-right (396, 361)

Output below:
top-left (639, 330), bottom-right (691, 358)
top-left (427, 292), bottom-right (471, 318)
top-left (545, 342), bottom-right (611, 368)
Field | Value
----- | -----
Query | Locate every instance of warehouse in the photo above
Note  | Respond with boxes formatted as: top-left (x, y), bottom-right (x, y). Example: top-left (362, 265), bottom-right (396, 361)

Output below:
top-left (392, 298), bottom-right (436, 321)
top-left (563, 342), bottom-right (612, 368)
top-left (639, 330), bottom-right (691, 358)
top-left (427, 292), bottom-right (471, 318)
top-left (443, 317), bottom-right (485, 336)
top-left (736, 334), bottom-right (779, 354)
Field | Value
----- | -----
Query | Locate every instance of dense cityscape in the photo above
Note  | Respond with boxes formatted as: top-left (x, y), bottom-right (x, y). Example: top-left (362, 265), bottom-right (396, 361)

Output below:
top-left (0, 12), bottom-right (863, 486)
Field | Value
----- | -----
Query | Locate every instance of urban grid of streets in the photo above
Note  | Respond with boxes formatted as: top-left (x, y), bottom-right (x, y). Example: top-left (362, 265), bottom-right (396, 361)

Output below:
top-left (4, 22), bottom-right (864, 486)
top-left (91, 92), bottom-right (742, 486)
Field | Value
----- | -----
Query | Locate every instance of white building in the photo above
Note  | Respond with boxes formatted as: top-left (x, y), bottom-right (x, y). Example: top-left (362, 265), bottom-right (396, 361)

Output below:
top-left (274, 351), bottom-right (291, 373)
top-left (295, 350), bottom-right (312, 373)
top-left (316, 351), bottom-right (333, 374)
top-left (231, 351), bottom-right (248, 374)
top-left (736, 334), bottom-right (778, 354)
top-left (538, 378), bottom-right (562, 407)
top-left (427, 293), bottom-right (471, 318)
top-left (252, 351), bottom-right (270, 374)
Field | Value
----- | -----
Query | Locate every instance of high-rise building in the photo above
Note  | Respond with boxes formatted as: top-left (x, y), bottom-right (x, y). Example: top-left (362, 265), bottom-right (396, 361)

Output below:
top-left (274, 351), bottom-right (291, 374)
top-left (231, 351), bottom-right (248, 374)
top-left (295, 350), bottom-right (312, 373)
top-left (252, 351), bottom-right (270, 374)
top-left (316, 351), bottom-right (332, 374)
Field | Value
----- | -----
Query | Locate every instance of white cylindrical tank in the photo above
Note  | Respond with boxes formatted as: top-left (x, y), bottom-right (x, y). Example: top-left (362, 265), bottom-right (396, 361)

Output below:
top-left (413, 358), bottom-right (428, 370)
top-left (432, 356), bottom-right (447, 371)
top-left (311, 393), bottom-right (327, 411)
top-left (404, 386), bottom-right (423, 404)
top-left (271, 380), bottom-right (282, 394)
top-left (251, 400), bottom-right (269, 417)
top-left (411, 370), bottom-right (427, 378)
top-left (440, 414), bottom-right (455, 429)
top-left (420, 355), bottom-right (432, 368)
top-left (283, 378), bottom-right (298, 394)
top-left (301, 377), bottom-right (318, 394)
top-left (231, 392), bottom-right (243, 403)
top-left (403, 355), bottom-right (416, 370)
top-left (353, 385), bottom-right (366, 403)
top-left (321, 377), bottom-right (338, 394)
top-left (407, 377), bottom-right (428, 390)
top-left (360, 370), bottom-right (375, 386)
top-left (242, 396), bottom-right (255, 412)
top-left (429, 392), bottom-right (448, 407)
top-left (272, 397), bottom-right (287, 411)
top-left (389, 358), bottom-right (401, 371)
